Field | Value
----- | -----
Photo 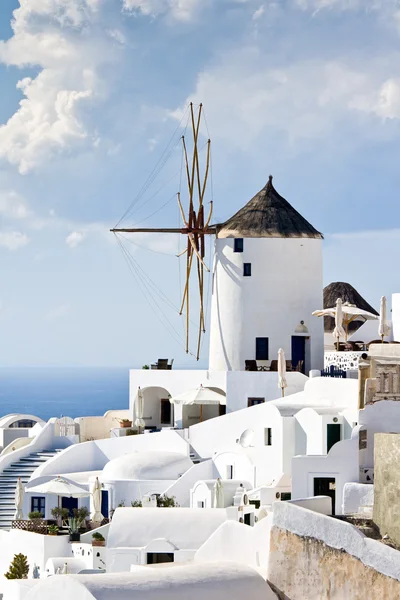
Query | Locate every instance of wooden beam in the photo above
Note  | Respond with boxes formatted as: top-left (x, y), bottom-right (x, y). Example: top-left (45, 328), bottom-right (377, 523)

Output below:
top-left (111, 227), bottom-right (216, 234)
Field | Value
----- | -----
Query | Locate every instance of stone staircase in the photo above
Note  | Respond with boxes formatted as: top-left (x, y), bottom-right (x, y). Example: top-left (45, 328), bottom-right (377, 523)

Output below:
top-left (0, 449), bottom-right (62, 529)
top-left (189, 446), bottom-right (203, 465)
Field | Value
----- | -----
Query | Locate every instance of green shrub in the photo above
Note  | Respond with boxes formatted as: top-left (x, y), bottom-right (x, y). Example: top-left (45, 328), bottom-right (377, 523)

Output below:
top-left (47, 525), bottom-right (59, 535)
top-left (130, 500), bottom-right (143, 507)
top-left (28, 511), bottom-right (43, 520)
top-left (126, 429), bottom-right (138, 436)
top-left (51, 507), bottom-right (69, 522)
top-left (157, 495), bottom-right (178, 507)
top-left (92, 532), bottom-right (105, 541)
top-left (5, 554), bottom-right (29, 579)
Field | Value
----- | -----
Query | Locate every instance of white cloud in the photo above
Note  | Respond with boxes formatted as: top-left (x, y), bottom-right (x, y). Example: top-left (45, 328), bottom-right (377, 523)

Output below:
top-left (351, 78), bottom-right (400, 120)
top-left (0, 231), bottom-right (30, 251)
top-left (0, 0), bottom-right (116, 173)
top-left (253, 5), bottom-right (265, 19)
top-left (0, 191), bottom-right (31, 219)
top-left (123, 0), bottom-right (203, 21)
top-left (171, 48), bottom-right (400, 149)
top-left (66, 231), bottom-right (85, 248)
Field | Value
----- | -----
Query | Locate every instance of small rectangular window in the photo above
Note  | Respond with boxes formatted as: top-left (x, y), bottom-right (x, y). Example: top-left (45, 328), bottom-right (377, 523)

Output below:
top-left (248, 398), bottom-right (265, 407)
top-left (226, 465), bottom-right (234, 479)
top-left (265, 428), bottom-right (272, 446)
top-left (234, 238), bottom-right (244, 253)
top-left (256, 337), bottom-right (269, 360)
top-left (243, 263), bottom-right (251, 276)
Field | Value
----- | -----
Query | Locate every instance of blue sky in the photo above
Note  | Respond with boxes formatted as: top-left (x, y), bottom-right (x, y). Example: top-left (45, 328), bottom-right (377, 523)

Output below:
top-left (0, 0), bottom-right (399, 367)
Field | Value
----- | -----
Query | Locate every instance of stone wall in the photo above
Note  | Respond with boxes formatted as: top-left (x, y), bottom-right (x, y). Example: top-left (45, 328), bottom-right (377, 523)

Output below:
top-left (268, 527), bottom-right (400, 599)
top-left (374, 433), bottom-right (400, 544)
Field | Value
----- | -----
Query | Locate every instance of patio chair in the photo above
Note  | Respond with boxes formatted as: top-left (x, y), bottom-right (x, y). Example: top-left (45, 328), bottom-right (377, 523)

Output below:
top-left (167, 359), bottom-right (174, 370)
top-left (245, 360), bottom-right (258, 371)
top-left (153, 358), bottom-right (169, 370)
top-left (270, 360), bottom-right (278, 372)
top-left (295, 360), bottom-right (304, 373)
top-left (286, 360), bottom-right (293, 371)
top-left (367, 340), bottom-right (388, 349)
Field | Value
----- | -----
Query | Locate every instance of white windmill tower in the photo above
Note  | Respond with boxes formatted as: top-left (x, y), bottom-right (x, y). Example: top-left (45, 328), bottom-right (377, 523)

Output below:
top-left (208, 176), bottom-right (324, 373)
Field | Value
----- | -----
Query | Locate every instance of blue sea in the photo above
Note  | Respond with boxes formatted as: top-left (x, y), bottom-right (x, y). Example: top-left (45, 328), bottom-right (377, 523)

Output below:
top-left (0, 368), bottom-right (130, 421)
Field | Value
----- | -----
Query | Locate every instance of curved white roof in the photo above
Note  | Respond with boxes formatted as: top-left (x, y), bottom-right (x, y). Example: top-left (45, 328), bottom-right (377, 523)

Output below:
top-left (101, 451), bottom-right (193, 481)
top-left (107, 507), bottom-right (229, 550)
top-left (24, 562), bottom-right (269, 600)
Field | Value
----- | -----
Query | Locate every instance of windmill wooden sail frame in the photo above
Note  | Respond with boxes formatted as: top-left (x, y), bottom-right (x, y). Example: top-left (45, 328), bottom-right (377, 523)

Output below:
top-left (111, 103), bottom-right (215, 360)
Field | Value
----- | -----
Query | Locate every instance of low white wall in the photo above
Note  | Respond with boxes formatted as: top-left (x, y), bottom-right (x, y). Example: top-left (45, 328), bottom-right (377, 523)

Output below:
top-left (75, 410), bottom-right (131, 442)
top-left (342, 483), bottom-right (374, 515)
top-left (0, 437), bottom-right (31, 456)
top-left (226, 371), bottom-right (308, 413)
top-left (21, 562), bottom-right (271, 600)
top-left (0, 529), bottom-right (71, 580)
top-left (284, 496), bottom-right (332, 516)
top-left (303, 377), bottom-right (358, 410)
top-left (271, 501), bottom-right (400, 581)
top-left (195, 515), bottom-right (273, 574)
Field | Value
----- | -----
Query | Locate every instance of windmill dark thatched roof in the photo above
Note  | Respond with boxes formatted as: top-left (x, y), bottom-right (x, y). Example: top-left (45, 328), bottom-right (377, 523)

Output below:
top-left (323, 282), bottom-right (379, 334)
top-left (216, 175), bottom-right (323, 239)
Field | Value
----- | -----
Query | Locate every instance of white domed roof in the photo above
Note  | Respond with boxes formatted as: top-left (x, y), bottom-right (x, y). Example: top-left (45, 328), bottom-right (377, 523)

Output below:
top-left (102, 451), bottom-right (193, 481)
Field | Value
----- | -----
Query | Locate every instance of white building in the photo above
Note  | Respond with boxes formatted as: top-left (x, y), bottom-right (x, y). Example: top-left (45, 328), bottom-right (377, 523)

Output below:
top-left (129, 176), bottom-right (324, 430)
top-left (209, 175), bottom-right (324, 373)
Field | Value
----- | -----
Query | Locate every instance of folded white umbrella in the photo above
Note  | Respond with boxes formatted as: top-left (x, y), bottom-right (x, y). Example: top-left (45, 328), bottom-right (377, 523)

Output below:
top-left (333, 298), bottom-right (346, 343)
top-left (135, 387), bottom-right (145, 429)
top-left (14, 477), bottom-right (24, 520)
top-left (27, 476), bottom-right (89, 498)
top-left (379, 296), bottom-right (390, 340)
top-left (278, 348), bottom-right (288, 398)
top-left (91, 477), bottom-right (104, 522)
top-left (62, 562), bottom-right (68, 575)
top-left (213, 478), bottom-right (225, 508)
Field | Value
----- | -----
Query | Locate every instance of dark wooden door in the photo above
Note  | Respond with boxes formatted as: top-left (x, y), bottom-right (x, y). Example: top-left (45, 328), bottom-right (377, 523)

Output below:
top-left (61, 497), bottom-right (78, 517)
top-left (314, 477), bottom-right (336, 515)
top-left (327, 424), bottom-right (341, 453)
top-left (291, 336), bottom-right (306, 373)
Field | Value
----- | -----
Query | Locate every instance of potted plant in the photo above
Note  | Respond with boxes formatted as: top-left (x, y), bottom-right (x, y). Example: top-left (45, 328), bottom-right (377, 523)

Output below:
top-left (142, 365), bottom-right (149, 370)
top-left (51, 507), bottom-right (69, 527)
top-left (91, 532), bottom-right (105, 547)
top-left (119, 419), bottom-right (132, 429)
top-left (73, 507), bottom-right (89, 530)
top-left (4, 554), bottom-right (29, 579)
top-left (68, 517), bottom-right (80, 542)
top-left (47, 525), bottom-right (59, 536)
top-left (28, 511), bottom-right (44, 521)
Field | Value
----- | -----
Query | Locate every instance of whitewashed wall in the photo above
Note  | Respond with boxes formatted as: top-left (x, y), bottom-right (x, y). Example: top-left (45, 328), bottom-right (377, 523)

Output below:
top-left (209, 237), bottom-right (324, 372)
top-left (291, 437), bottom-right (359, 515)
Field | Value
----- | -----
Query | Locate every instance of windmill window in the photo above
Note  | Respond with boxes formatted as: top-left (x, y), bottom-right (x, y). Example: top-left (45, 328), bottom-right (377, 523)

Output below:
top-left (243, 263), bottom-right (252, 277)
top-left (256, 337), bottom-right (269, 360)
top-left (234, 238), bottom-right (244, 253)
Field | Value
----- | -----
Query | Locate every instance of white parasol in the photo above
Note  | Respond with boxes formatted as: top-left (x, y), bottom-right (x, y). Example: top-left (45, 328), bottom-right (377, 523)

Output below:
top-left (27, 476), bottom-right (89, 498)
top-left (278, 348), bottom-right (288, 397)
top-left (313, 301), bottom-right (378, 341)
top-left (61, 562), bottom-right (68, 574)
top-left (213, 478), bottom-right (224, 508)
top-left (170, 385), bottom-right (226, 421)
top-left (90, 477), bottom-right (104, 522)
top-left (135, 387), bottom-right (145, 430)
top-left (379, 296), bottom-right (390, 341)
top-left (14, 477), bottom-right (24, 520)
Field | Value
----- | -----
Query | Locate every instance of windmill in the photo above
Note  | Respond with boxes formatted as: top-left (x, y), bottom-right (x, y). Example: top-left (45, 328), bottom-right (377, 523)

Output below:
top-left (111, 103), bottom-right (216, 360)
